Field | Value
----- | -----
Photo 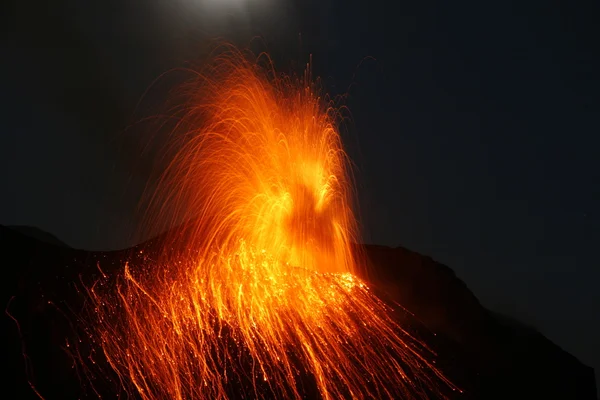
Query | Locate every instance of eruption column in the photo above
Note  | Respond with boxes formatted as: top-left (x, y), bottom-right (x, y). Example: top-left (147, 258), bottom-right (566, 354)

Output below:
top-left (88, 48), bottom-right (456, 400)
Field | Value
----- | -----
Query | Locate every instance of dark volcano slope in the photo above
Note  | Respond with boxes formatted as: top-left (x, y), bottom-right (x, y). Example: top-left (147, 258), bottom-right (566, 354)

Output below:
top-left (363, 245), bottom-right (596, 399)
top-left (1, 225), bottom-right (596, 399)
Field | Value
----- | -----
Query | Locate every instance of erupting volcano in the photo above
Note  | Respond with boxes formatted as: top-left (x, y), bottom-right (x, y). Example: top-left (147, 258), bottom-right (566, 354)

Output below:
top-left (86, 48), bottom-right (456, 399)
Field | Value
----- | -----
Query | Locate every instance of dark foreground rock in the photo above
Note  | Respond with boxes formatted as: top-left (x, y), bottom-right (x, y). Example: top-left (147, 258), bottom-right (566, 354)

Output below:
top-left (1, 225), bottom-right (596, 399)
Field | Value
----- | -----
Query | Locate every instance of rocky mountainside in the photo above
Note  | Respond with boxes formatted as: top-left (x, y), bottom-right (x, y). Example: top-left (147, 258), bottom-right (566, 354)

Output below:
top-left (1, 224), bottom-right (596, 399)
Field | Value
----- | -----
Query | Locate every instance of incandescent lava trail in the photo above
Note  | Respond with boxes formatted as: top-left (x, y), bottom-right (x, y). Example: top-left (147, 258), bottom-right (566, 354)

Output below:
top-left (87, 48), bottom-right (457, 399)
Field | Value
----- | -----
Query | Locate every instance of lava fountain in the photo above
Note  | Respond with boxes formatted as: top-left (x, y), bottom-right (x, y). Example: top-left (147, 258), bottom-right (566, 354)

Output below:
top-left (87, 48), bottom-right (456, 399)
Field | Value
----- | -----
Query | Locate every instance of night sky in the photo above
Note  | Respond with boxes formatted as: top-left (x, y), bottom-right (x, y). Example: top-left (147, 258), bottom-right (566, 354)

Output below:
top-left (2, 0), bottom-right (599, 389)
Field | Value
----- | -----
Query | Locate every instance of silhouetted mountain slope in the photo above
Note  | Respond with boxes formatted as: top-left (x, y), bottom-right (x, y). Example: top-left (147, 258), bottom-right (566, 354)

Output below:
top-left (0, 224), bottom-right (596, 399)
top-left (363, 244), bottom-right (597, 399)
top-left (7, 225), bottom-right (70, 248)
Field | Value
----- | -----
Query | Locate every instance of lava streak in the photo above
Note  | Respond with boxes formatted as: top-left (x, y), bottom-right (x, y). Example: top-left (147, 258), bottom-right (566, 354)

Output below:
top-left (88, 48), bottom-right (455, 399)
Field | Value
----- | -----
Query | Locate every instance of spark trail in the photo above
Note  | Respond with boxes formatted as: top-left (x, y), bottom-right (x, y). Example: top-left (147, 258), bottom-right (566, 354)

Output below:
top-left (87, 47), bottom-right (456, 399)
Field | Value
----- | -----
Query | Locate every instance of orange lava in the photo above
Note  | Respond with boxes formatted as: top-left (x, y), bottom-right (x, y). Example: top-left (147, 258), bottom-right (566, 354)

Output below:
top-left (87, 48), bottom-right (456, 399)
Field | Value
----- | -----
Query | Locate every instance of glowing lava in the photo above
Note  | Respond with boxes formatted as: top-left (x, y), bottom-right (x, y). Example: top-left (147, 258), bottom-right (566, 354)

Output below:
top-left (87, 48), bottom-right (456, 399)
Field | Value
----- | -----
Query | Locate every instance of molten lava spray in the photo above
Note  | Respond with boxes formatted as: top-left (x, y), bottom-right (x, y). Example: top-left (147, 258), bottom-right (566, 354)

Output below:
top-left (88, 48), bottom-right (456, 399)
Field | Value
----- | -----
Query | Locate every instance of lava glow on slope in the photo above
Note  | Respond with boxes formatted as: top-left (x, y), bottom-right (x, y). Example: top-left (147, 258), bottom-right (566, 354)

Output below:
top-left (86, 48), bottom-right (456, 399)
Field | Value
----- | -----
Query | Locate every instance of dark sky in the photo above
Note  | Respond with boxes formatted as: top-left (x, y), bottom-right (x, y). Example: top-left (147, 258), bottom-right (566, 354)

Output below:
top-left (2, 0), bottom-right (599, 388)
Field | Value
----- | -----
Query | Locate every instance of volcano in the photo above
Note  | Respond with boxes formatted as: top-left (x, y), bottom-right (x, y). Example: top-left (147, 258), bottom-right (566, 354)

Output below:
top-left (1, 224), bottom-right (595, 399)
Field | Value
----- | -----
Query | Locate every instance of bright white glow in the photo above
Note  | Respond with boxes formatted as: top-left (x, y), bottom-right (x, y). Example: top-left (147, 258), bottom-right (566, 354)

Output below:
top-left (174, 0), bottom-right (284, 36)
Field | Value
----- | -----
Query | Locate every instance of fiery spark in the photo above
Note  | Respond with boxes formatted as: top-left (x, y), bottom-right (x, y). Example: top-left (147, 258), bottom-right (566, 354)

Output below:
top-left (87, 48), bottom-right (456, 399)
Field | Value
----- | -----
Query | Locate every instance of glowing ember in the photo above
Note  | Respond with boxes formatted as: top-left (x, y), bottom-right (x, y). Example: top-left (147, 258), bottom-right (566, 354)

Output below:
top-left (86, 48), bottom-right (456, 399)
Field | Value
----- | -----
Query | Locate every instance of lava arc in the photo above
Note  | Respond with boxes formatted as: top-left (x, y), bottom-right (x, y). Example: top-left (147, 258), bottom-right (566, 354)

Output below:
top-left (87, 47), bottom-right (456, 400)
